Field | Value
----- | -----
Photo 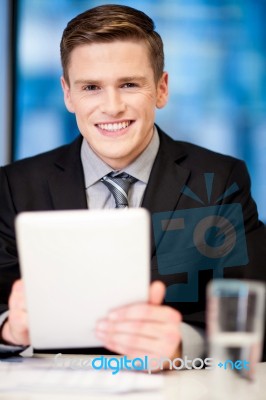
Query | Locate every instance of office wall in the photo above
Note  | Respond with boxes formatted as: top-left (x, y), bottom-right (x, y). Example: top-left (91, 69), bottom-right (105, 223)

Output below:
top-left (0, 0), bottom-right (10, 166)
top-left (12, 0), bottom-right (266, 220)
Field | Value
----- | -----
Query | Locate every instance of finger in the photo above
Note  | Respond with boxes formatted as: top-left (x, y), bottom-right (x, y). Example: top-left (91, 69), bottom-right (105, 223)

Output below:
top-left (4, 310), bottom-right (30, 346)
top-left (96, 319), bottom-right (180, 342)
top-left (9, 307), bottom-right (28, 325)
top-left (12, 279), bottom-right (24, 292)
top-left (97, 329), bottom-right (181, 359)
top-left (9, 289), bottom-right (27, 311)
top-left (149, 281), bottom-right (165, 305)
top-left (97, 330), bottom-right (160, 355)
top-left (107, 304), bottom-right (182, 324)
top-left (9, 280), bottom-right (27, 311)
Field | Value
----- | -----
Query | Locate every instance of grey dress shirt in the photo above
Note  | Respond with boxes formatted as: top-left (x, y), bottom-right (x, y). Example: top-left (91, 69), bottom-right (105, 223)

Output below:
top-left (81, 127), bottom-right (160, 209)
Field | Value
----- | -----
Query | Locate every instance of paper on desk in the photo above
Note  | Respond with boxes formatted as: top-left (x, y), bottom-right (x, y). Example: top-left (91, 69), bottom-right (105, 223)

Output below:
top-left (0, 357), bottom-right (163, 394)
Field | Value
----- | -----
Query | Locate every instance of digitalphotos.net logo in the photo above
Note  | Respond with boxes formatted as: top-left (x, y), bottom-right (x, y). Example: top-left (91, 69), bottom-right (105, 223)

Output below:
top-left (152, 173), bottom-right (249, 302)
top-left (53, 354), bottom-right (250, 375)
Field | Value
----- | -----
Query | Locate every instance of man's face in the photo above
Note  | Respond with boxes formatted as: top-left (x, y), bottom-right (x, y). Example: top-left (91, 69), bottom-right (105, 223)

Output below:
top-left (61, 40), bottom-right (168, 169)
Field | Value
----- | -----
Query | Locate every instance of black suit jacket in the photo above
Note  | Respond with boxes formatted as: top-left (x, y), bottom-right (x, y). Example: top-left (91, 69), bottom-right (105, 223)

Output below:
top-left (0, 127), bottom-right (265, 357)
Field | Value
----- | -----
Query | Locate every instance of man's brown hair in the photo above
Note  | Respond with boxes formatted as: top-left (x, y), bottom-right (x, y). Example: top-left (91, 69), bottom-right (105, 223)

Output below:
top-left (60, 4), bottom-right (164, 84)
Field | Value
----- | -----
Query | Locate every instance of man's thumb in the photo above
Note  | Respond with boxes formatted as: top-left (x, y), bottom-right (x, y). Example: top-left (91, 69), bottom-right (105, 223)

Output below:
top-left (149, 280), bottom-right (166, 305)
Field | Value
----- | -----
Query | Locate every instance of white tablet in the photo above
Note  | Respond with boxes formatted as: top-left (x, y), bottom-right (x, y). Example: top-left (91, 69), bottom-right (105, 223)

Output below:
top-left (15, 209), bottom-right (150, 349)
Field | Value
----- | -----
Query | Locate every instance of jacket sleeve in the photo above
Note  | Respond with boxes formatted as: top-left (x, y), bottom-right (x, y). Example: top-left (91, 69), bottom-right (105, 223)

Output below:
top-left (0, 167), bottom-right (20, 307)
top-left (214, 159), bottom-right (266, 360)
top-left (226, 160), bottom-right (266, 279)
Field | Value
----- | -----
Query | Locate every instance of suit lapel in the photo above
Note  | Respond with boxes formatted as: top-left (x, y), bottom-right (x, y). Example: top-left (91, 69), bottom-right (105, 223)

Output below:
top-left (142, 128), bottom-right (190, 213)
top-left (48, 136), bottom-right (88, 210)
top-left (142, 128), bottom-right (191, 255)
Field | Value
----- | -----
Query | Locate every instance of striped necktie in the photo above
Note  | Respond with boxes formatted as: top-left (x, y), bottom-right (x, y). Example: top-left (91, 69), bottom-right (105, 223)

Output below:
top-left (101, 172), bottom-right (137, 208)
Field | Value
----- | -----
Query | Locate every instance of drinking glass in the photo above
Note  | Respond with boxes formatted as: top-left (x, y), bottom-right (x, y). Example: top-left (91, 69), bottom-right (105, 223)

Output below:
top-left (207, 279), bottom-right (265, 398)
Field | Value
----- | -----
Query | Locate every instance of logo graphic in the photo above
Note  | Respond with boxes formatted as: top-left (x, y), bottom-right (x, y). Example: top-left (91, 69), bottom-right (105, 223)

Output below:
top-left (53, 354), bottom-right (250, 374)
top-left (152, 173), bottom-right (248, 302)
top-left (217, 360), bottom-right (250, 370)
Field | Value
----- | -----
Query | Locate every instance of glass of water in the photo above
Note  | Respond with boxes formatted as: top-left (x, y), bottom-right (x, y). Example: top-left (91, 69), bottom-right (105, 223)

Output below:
top-left (207, 279), bottom-right (265, 396)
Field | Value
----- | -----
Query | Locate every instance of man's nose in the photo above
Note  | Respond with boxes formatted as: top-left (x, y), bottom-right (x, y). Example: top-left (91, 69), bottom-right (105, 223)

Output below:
top-left (99, 89), bottom-right (126, 116)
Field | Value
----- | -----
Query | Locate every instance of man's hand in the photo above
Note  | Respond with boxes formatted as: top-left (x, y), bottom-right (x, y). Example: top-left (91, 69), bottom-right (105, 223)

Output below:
top-left (95, 281), bottom-right (182, 362)
top-left (1, 279), bottom-right (30, 346)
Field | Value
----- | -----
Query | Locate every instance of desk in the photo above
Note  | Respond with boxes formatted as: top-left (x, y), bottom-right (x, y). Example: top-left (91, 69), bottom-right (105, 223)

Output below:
top-left (0, 355), bottom-right (265, 400)
top-left (164, 362), bottom-right (266, 400)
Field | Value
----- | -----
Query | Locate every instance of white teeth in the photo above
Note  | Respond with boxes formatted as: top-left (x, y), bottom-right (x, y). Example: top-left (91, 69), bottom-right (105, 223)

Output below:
top-left (97, 121), bottom-right (131, 131)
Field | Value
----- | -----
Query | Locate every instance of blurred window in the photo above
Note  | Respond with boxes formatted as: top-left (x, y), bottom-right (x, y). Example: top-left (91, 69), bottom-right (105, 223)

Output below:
top-left (14, 0), bottom-right (266, 220)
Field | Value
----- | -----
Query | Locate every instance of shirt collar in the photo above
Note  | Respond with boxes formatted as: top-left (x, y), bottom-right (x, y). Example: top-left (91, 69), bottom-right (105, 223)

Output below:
top-left (81, 126), bottom-right (160, 188)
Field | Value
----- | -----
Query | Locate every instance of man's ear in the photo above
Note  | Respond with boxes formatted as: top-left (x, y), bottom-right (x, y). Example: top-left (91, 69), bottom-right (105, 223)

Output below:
top-left (156, 72), bottom-right (169, 109)
top-left (61, 76), bottom-right (75, 113)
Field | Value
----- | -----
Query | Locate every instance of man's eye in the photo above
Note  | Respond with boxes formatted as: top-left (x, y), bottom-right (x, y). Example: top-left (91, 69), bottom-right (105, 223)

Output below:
top-left (84, 85), bottom-right (100, 91)
top-left (122, 83), bottom-right (137, 88)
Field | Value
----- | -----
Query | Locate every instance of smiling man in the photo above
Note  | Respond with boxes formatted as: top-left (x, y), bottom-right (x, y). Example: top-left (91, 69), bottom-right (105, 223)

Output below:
top-left (0, 4), bottom-right (265, 363)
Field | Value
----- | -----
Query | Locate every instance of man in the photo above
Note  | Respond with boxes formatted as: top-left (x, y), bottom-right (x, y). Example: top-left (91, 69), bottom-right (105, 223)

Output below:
top-left (0, 4), bottom-right (265, 362)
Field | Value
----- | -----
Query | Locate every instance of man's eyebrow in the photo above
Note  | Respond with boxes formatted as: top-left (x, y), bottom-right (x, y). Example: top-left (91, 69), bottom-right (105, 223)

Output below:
top-left (73, 76), bottom-right (148, 86)
top-left (73, 79), bottom-right (101, 86)
top-left (117, 76), bottom-right (147, 84)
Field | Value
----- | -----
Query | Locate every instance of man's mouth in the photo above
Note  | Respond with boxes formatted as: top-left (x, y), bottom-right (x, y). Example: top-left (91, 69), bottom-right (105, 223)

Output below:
top-left (96, 120), bottom-right (132, 132)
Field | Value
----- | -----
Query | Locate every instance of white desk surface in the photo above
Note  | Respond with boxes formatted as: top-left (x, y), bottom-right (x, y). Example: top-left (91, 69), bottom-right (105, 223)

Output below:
top-left (0, 354), bottom-right (265, 400)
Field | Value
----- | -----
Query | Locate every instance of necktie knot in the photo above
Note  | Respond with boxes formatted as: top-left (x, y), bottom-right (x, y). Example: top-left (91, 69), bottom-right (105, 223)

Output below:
top-left (101, 172), bottom-right (137, 208)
